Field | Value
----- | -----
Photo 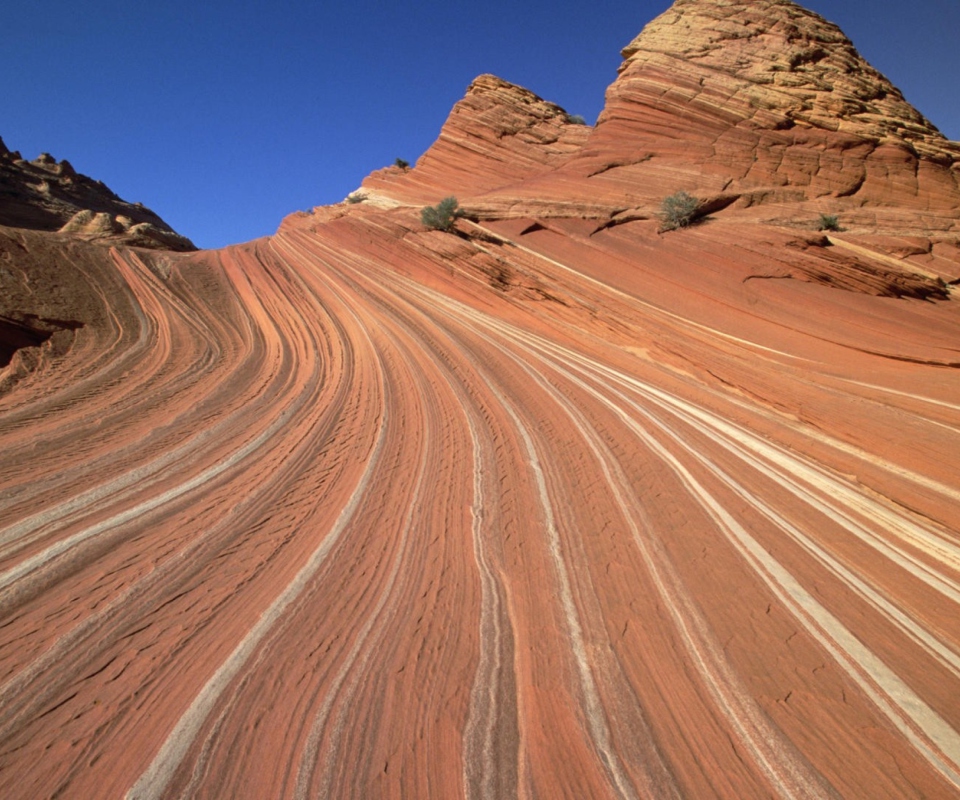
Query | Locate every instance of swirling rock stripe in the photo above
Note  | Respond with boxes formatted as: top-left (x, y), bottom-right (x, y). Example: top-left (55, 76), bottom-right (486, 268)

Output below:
top-left (0, 206), bottom-right (959, 799)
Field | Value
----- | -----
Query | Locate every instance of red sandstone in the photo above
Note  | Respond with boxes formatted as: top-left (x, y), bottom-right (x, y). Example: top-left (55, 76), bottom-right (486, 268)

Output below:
top-left (1, 1), bottom-right (959, 798)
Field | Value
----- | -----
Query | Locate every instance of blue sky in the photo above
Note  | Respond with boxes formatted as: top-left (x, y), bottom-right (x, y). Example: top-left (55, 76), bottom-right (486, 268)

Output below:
top-left (4, 1), bottom-right (958, 249)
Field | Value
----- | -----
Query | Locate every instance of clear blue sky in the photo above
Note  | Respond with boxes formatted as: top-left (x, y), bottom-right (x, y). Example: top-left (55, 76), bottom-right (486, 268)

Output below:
top-left (3, 1), bottom-right (958, 249)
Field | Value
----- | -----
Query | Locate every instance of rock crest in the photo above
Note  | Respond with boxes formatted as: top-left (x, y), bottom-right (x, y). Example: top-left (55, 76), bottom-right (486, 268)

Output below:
top-left (361, 74), bottom-right (591, 203)
top-left (620, 0), bottom-right (953, 155)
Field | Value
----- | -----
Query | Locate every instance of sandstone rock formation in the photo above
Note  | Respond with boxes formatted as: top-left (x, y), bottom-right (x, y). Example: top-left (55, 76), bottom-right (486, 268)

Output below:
top-left (1, 1), bottom-right (960, 798)
top-left (569, 0), bottom-right (960, 228)
top-left (0, 136), bottom-right (195, 250)
top-left (361, 74), bottom-right (592, 205)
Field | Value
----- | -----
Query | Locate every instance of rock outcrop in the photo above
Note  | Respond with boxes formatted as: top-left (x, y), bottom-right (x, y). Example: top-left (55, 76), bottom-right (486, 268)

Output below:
top-left (0, 136), bottom-right (195, 250)
top-left (2, 2), bottom-right (960, 799)
top-left (564, 0), bottom-right (960, 228)
top-left (361, 0), bottom-right (960, 243)
top-left (360, 74), bottom-right (592, 204)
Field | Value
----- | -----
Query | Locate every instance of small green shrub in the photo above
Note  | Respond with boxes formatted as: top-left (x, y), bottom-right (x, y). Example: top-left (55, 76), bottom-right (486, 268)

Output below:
top-left (421, 197), bottom-right (463, 232)
top-left (659, 191), bottom-right (700, 231)
top-left (394, 158), bottom-right (410, 170)
top-left (817, 213), bottom-right (842, 231)
top-left (345, 192), bottom-right (365, 204)
top-left (567, 113), bottom-right (587, 125)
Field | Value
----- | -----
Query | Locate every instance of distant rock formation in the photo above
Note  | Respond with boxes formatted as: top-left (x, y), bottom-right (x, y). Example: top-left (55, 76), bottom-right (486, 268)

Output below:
top-left (0, 135), bottom-right (195, 250)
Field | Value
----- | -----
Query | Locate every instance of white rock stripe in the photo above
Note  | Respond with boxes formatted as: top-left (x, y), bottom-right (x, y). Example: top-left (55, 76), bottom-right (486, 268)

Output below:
top-left (399, 274), bottom-right (960, 791)
top-left (124, 371), bottom-right (389, 800)
top-left (522, 333), bottom-right (960, 789)
top-left (484, 331), bottom-right (833, 799)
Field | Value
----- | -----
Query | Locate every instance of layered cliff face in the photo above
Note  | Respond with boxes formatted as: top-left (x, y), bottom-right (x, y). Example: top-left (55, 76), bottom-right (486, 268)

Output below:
top-left (2, 2), bottom-right (960, 799)
top-left (351, 0), bottom-right (960, 297)
top-left (569, 0), bottom-right (960, 227)
top-left (0, 136), bottom-right (195, 251)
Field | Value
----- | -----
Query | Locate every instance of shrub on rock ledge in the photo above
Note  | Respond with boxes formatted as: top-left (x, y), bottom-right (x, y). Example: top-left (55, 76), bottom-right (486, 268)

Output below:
top-left (659, 191), bottom-right (701, 231)
top-left (818, 213), bottom-right (842, 232)
top-left (421, 197), bottom-right (464, 232)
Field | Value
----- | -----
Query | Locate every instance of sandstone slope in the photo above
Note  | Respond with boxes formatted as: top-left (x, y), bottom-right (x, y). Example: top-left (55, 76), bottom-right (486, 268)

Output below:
top-left (1, 1), bottom-right (960, 799)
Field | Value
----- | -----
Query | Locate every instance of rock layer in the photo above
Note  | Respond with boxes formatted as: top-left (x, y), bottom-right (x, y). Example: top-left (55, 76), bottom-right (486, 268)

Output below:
top-left (1, 1), bottom-right (960, 798)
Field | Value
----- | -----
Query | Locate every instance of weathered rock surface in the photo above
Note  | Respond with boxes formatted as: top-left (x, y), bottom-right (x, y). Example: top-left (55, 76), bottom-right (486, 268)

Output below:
top-left (1, 2), bottom-right (960, 798)
top-left (0, 136), bottom-right (195, 250)
top-left (361, 74), bottom-right (592, 204)
top-left (562, 0), bottom-right (960, 229)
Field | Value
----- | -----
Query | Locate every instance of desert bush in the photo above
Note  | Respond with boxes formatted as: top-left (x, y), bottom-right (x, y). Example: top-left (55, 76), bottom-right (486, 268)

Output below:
top-left (659, 191), bottom-right (700, 231)
top-left (345, 192), bottom-right (365, 204)
top-left (817, 213), bottom-right (842, 231)
top-left (421, 197), bottom-right (463, 232)
top-left (394, 158), bottom-right (410, 169)
top-left (567, 113), bottom-right (587, 125)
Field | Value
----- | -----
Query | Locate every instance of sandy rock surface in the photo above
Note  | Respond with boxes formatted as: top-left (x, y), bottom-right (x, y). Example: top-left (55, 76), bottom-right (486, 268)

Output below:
top-left (1, 1), bottom-right (960, 798)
